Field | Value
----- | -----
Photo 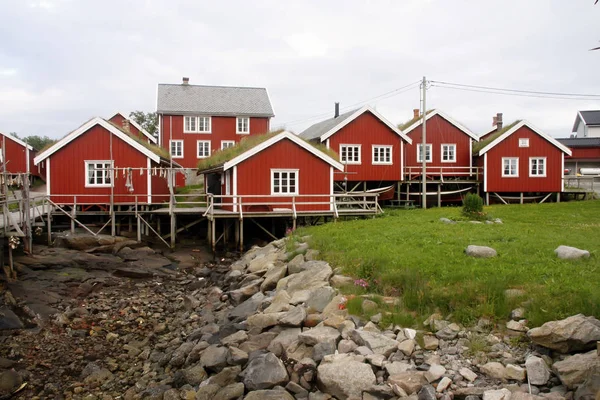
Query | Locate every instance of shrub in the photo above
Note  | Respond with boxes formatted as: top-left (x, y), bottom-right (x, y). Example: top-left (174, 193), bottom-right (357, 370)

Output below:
top-left (463, 193), bottom-right (483, 213)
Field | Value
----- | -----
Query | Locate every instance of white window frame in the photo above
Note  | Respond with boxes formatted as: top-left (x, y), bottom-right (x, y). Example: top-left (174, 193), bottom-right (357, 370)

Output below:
top-left (197, 140), bottom-right (211, 159)
top-left (529, 157), bottom-right (546, 177)
top-left (416, 144), bottom-right (432, 163)
top-left (84, 160), bottom-right (113, 188)
top-left (519, 138), bottom-right (530, 148)
top-left (372, 145), bottom-right (393, 165)
top-left (340, 144), bottom-right (361, 164)
top-left (502, 157), bottom-right (519, 177)
top-left (236, 117), bottom-right (250, 134)
top-left (221, 140), bottom-right (235, 150)
top-left (170, 140), bottom-right (183, 159)
top-left (441, 144), bottom-right (456, 163)
top-left (184, 116), bottom-right (212, 133)
top-left (271, 169), bottom-right (299, 196)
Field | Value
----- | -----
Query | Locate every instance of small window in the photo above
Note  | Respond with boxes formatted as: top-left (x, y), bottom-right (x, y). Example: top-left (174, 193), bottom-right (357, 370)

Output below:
top-left (85, 161), bottom-right (112, 187)
top-left (372, 146), bottom-right (392, 165)
top-left (417, 144), bottom-right (432, 163)
top-left (197, 140), bottom-right (211, 158)
top-left (441, 144), bottom-right (456, 162)
top-left (530, 157), bottom-right (546, 177)
top-left (519, 138), bottom-right (529, 148)
top-left (340, 144), bottom-right (361, 164)
top-left (184, 116), bottom-right (196, 132)
top-left (198, 117), bottom-right (211, 133)
top-left (184, 116), bottom-right (211, 133)
top-left (170, 140), bottom-right (183, 158)
top-left (221, 140), bottom-right (235, 150)
top-left (271, 169), bottom-right (298, 195)
top-left (502, 158), bottom-right (519, 177)
top-left (236, 117), bottom-right (250, 134)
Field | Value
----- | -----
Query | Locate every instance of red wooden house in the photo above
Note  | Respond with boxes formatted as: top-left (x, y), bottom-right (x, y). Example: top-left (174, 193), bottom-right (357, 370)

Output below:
top-left (556, 137), bottom-right (600, 173)
top-left (108, 112), bottom-right (158, 144)
top-left (33, 117), bottom-right (176, 205)
top-left (156, 78), bottom-right (274, 185)
top-left (199, 131), bottom-right (343, 213)
top-left (299, 105), bottom-right (412, 192)
top-left (474, 120), bottom-right (572, 203)
top-left (0, 131), bottom-right (44, 179)
top-left (401, 109), bottom-right (479, 179)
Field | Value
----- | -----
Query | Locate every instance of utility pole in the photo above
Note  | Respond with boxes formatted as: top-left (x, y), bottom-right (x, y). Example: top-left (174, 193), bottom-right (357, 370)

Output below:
top-left (421, 76), bottom-right (427, 209)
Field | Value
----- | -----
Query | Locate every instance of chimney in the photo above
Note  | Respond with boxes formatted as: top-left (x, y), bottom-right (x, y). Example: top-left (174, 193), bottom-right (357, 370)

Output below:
top-left (122, 118), bottom-right (130, 132)
top-left (493, 116), bottom-right (497, 126)
top-left (334, 102), bottom-right (340, 118)
top-left (182, 77), bottom-right (190, 85)
top-left (496, 113), bottom-right (503, 131)
top-left (413, 109), bottom-right (420, 119)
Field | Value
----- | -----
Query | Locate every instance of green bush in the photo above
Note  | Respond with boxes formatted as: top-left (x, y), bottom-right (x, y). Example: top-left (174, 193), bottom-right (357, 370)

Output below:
top-left (463, 193), bottom-right (484, 214)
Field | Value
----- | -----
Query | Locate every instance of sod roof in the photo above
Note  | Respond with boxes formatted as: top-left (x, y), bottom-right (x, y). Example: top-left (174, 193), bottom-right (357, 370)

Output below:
top-left (472, 120), bottom-right (521, 154)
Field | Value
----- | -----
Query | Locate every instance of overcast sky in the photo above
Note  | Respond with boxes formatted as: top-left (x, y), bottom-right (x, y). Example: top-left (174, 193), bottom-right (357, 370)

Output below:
top-left (1, 0), bottom-right (599, 139)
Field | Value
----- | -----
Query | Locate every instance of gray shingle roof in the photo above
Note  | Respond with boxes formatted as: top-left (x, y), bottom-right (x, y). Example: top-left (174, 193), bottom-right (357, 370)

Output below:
top-left (580, 110), bottom-right (600, 126)
top-left (157, 84), bottom-right (274, 117)
top-left (298, 109), bottom-right (359, 141)
top-left (557, 137), bottom-right (600, 147)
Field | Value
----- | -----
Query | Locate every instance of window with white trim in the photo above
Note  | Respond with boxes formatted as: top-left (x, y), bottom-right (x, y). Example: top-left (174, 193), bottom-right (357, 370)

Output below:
top-left (197, 140), bottom-right (211, 158)
top-left (519, 138), bottom-right (529, 148)
top-left (221, 140), bottom-right (235, 150)
top-left (502, 157), bottom-right (519, 177)
top-left (441, 144), bottom-right (456, 162)
top-left (184, 116), bottom-right (196, 132)
top-left (340, 144), bottom-right (361, 164)
top-left (271, 170), bottom-right (298, 195)
top-left (85, 161), bottom-right (112, 187)
top-left (529, 157), bottom-right (546, 177)
top-left (184, 116), bottom-right (211, 133)
top-left (417, 144), bottom-right (432, 162)
top-left (236, 117), bottom-right (249, 134)
top-left (372, 146), bottom-right (392, 165)
top-left (170, 140), bottom-right (183, 158)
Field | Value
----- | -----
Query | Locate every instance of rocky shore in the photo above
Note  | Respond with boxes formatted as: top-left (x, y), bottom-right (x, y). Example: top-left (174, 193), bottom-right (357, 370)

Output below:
top-left (0, 234), bottom-right (598, 400)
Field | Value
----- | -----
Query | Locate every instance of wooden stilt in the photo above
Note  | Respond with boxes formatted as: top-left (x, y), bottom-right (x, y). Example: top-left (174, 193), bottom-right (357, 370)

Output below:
top-left (239, 219), bottom-right (244, 252)
top-left (234, 220), bottom-right (240, 249)
top-left (170, 211), bottom-right (176, 249)
top-left (556, 192), bottom-right (561, 203)
top-left (71, 198), bottom-right (76, 233)
top-left (137, 214), bottom-right (141, 242)
top-left (520, 192), bottom-right (524, 204)
top-left (485, 192), bottom-right (490, 206)
top-left (406, 182), bottom-right (410, 202)
top-left (111, 203), bottom-right (116, 237)
top-left (211, 218), bottom-right (216, 252)
top-left (8, 245), bottom-right (14, 279)
top-left (437, 184), bottom-right (441, 208)
top-left (128, 215), bottom-right (132, 233)
top-left (223, 221), bottom-right (229, 247)
top-left (156, 216), bottom-right (161, 236)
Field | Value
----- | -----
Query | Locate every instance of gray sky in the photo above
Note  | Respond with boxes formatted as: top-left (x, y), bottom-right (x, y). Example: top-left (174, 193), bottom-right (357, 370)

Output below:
top-left (1, 0), bottom-right (599, 139)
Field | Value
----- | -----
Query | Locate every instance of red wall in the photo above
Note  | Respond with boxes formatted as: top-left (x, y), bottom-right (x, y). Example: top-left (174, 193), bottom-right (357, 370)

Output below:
top-left (566, 147), bottom-right (600, 161)
top-left (48, 125), bottom-right (170, 204)
top-left (484, 126), bottom-right (564, 193)
top-left (234, 138), bottom-right (332, 212)
top-left (404, 114), bottom-right (473, 176)
top-left (1, 134), bottom-right (29, 174)
top-left (108, 114), bottom-right (146, 142)
top-left (159, 115), bottom-right (270, 169)
top-left (327, 111), bottom-right (402, 182)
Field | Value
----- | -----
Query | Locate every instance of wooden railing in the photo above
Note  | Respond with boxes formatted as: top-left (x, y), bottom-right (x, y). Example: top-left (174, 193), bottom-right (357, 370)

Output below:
top-left (405, 166), bottom-right (482, 180)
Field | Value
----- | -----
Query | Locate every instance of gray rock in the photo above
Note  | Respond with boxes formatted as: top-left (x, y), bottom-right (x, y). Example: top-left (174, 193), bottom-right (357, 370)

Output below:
top-left (459, 367), bottom-right (478, 382)
top-left (229, 279), bottom-right (262, 305)
top-left (481, 362), bottom-right (506, 380)
top-left (227, 347), bottom-right (249, 365)
top-left (195, 384), bottom-right (221, 399)
top-left (228, 292), bottom-right (266, 320)
top-left (553, 350), bottom-right (600, 388)
top-left (182, 364), bottom-right (207, 385)
top-left (276, 262), bottom-right (332, 297)
top-left (278, 306), bottom-right (306, 326)
top-left (527, 314), bottom-right (600, 353)
top-left (317, 354), bottom-right (377, 400)
top-left (287, 254), bottom-right (305, 274)
top-left (261, 263), bottom-right (288, 291)
top-left (338, 339), bottom-right (358, 354)
top-left (525, 356), bottom-right (551, 386)
top-left (385, 362), bottom-right (413, 376)
top-left (419, 384), bottom-right (437, 400)
top-left (574, 371), bottom-right (600, 400)
top-left (170, 342), bottom-right (195, 367)
top-left (424, 364), bottom-right (446, 383)
top-left (483, 389), bottom-right (512, 400)
top-left (0, 369), bottom-right (22, 394)
top-left (206, 366), bottom-right (242, 387)
top-left (305, 249), bottom-right (320, 261)
top-left (423, 335), bottom-right (439, 350)
top-left (398, 339), bottom-right (416, 356)
top-left (330, 275), bottom-right (355, 288)
top-left (243, 352), bottom-right (289, 390)
top-left (437, 377), bottom-right (452, 392)
top-left (247, 312), bottom-right (286, 331)
top-left (0, 308), bottom-right (24, 330)
top-left (298, 326), bottom-right (341, 346)
top-left (465, 245), bottom-right (497, 258)
top-left (436, 324), bottom-right (460, 340)
top-left (313, 341), bottom-right (336, 363)
top-left (349, 329), bottom-right (399, 356)
top-left (388, 371), bottom-right (428, 395)
top-left (200, 345), bottom-right (229, 370)
top-left (221, 330), bottom-right (248, 346)
top-left (505, 364), bottom-right (526, 382)
top-left (214, 382), bottom-right (245, 400)
top-left (554, 245), bottom-right (590, 260)
top-left (440, 218), bottom-right (456, 224)
top-left (267, 328), bottom-right (302, 356)
top-left (305, 287), bottom-right (336, 313)
top-left (507, 320), bottom-right (528, 332)
top-left (264, 291), bottom-right (292, 313)
top-left (244, 389), bottom-right (295, 400)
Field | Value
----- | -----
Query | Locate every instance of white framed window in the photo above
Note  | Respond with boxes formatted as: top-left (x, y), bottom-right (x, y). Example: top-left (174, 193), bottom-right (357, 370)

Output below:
top-left (170, 140), bottom-right (183, 158)
top-left (184, 116), bottom-right (211, 133)
top-left (441, 144), bottom-right (456, 163)
top-left (271, 169), bottom-right (298, 195)
top-left (221, 140), bottom-right (235, 150)
top-left (502, 157), bottom-right (519, 177)
top-left (197, 140), bottom-right (211, 158)
top-left (340, 144), bottom-right (361, 164)
top-left (236, 117), bottom-right (250, 134)
top-left (529, 157), bottom-right (546, 177)
top-left (85, 160), bottom-right (113, 187)
top-left (519, 138), bottom-right (530, 148)
top-left (417, 144), bottom-right (432, 163)
top-left (372, 145), bottom-right (392, 165)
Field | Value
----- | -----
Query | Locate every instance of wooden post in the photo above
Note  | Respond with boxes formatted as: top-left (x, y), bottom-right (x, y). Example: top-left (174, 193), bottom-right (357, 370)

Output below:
top-left (23, 174), bottom-right (32, 253)
top-left (71, 196), bottom-right (76, 233)
top-left (46, 198), bottom-right (52, 245)
top-left (557, 192), bottom-right (561, 203)
top-left (8, 244), bottom-right (13, 278)
top-left (128, 215), bottom-right (132, 233)
top-left (234, 220), bottom-right (240, 249)
top-left (437, 183), bottom-right (441, 208)
top-left (223, 222), bottom-right (228, 247)
top-left (211, 218), bottom-right (216, 252)
top-left (239, 219), bottom-right (244, 252)
top-left (485, 192), bottom-right (490, 206)
top-left (406, 182), bottom-right (410, 202)
top-left (170, 212), bottom-right (176, 249)
top-left (520, 192), bottom-right (524, 204)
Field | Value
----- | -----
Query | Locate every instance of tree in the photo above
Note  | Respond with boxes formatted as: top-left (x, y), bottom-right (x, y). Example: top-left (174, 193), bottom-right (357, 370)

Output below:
top-left (129, 111), bottom-right (158, 138)
top-left (10, 132), bottom-right (56, 150)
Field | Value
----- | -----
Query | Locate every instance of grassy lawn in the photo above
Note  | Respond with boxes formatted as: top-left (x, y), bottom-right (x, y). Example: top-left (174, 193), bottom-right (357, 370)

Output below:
top-left (294, 200), bottom-right (600, 327)
top-left (175, 184), bottom-right (206, 208)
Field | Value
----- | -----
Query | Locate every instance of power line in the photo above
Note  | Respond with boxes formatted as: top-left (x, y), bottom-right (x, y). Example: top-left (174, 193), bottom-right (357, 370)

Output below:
top-left (430, 80), bottom-right (600, 99)
top-left (430, 84), bottom-right (600, 101)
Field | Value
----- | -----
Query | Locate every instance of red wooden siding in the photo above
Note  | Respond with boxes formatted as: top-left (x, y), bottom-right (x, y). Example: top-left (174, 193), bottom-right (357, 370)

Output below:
top-left (484, 126), bottom-right (563, 192)
top-left (108, 114), bottom-right (145, 141)
top-left (404, 114), bottom-right (473, 175)
top-left (1, 135), bottom-right (29, 174)
top-left (234, 138), bottom-right (332, 212)
top-left (159, 115), bottom-right (270, 169)
top-left (566, 147), bottom-right (600, 161)
top-left (327, 111), bottom-right (402, 182)
top-left (48, 125), bottom-right (169, 204)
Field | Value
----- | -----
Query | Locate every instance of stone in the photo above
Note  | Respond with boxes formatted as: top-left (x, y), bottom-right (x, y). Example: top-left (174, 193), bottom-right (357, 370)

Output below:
top-left (527, 314), bottom-right (600, 353)
top-left (436, 324), bottom-right (460, 340)
top-left (243, 352), bottom-right (289, 390)
top-left (398, 339), bottom-right (416, 356)
top-left (419, 384), bottom-right (438, 400)
top-left (338, 339), bottom-right (358, 354)
top-left (195, 384), bottom-right (220, 399)
top-left (525, 356), bottom-right (551, 386)
top-left (247, 312), bottom-right (286, 331)
top-left (459, 367), bottom-right (478, 382)
top-left (229, 279), bottom-right (262, 305)
top-left (465, 245), bottom-right (497, 258)
top-left (481, 362), bottom-right (507, 380)
top-left (278, 306), bottom-right (306, 326)
top-left (388, 371), bottom-right (428, 395)
top-left (200, 345), bottom-right (229, 370)
top-left (298, 326), bottom-right (341, 346)
top-left (483, 388), bottom-right (512, 400)
top-left (574, 371), bottom-right (600, 400)
top-left (221, 330), bottom-right (248, 346)
top-left (244, 390), bottom-right (295, 400)
top-left (287, 254), bottom-right (305, 274)
top-left (313, 341), bottom-right (337, 363)
top-left (507, 320), bottom-right (528, 332)
top-left (362, 299), bottom-right (379, 313)
top-left (366, 353), bottom-right (386, 367)
top-left (213, 382), bottom-right (245, 400)
top-left (330, 275), bottom-right (355, 288)
top-left (0, 308), bottom-right (24, 330)
top-left (305, 249), bottom-right (320, 261)
top-left (229, 292), bottom-right (266, 320)
top-left (0, 369), bottom-right (22, 393)
top-left (505, 364), bottom-right (526, 382)
top-left (511, 308), bottom-right (527, 320)
top-left (261, 264), bottom-right (288, 292)
top-left (83, 367), bottom-right (113, 388)
top-left (440, 218), bottom-right (456, 224)
top-left (305, 287), bottom-right (336, 313)
top-left (423, 335), bottom-right (439, 350)
top-left (385, 362), bottom-right (413, 376)
top-left (317, 355), bottom-right (377, 400)
top-left (182, 365), bottom-right (207, 386)
top-left (227, 347), bottom-right (249, 365)
top-left (276, 262), bottom-right (332, 297)
top-left (267, 328), bottom-right (302, 356)
top-left (553, 350), bottom-right (600, 388)
top-left (349, 329), bottom-right (399, 356)
top-left (425, 364), bottom-right (447, 383)
top-left (206, 366), bottom-right (242, 387)
top-left (437, 377), bottom-right (452, 392)
top-left (554, 245), bottom-right (590, 260)
top-left (264, 291), bottom-right (292, 313)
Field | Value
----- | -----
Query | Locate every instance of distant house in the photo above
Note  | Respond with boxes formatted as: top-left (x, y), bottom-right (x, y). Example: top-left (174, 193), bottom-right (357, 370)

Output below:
top-left (556, 137), bottom-right (600, 173)
top-left (572, 110), bottom-right (600, 138)
top-left (0, 131), bottom-right (44, 180)
top-left (299, 105), bottom-right (411, 191)
top-left (34, 117), bottom-right (176, 205)
top-left (108, 112), bottom-right (157, 144)
top-left (479, 113), bottom-right (504, 142)
top-left (156, 77), bottom-right (275, 184)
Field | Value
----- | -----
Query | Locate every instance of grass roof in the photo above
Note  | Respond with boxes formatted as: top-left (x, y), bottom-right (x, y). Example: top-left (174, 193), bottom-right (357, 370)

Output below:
top-left (108, 121), bottom-right (170, 159)
top-left (398, 110), bottom-right (435, 131)
top-left (472, 120), bottom-right (521, 154)
top-left (198, 130), bottom-right (340, 171)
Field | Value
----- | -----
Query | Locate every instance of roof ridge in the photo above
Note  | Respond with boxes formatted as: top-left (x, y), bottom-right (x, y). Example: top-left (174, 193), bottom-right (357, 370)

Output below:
top-left (157, 83), bottom-right (268, 90)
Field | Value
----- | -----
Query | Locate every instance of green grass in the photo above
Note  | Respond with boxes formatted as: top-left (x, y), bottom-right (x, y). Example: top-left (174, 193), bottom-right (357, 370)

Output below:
top-left (174, 184), bottom-right (206, 208)
top-left (472, 120), bottom-right (521, 154)
top-left (294, 201), bottom-right (600, 327)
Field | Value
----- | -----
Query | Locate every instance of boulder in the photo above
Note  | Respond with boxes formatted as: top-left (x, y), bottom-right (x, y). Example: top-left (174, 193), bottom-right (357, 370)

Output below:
top-left (0, 308), bottom-right (24, 330)
top-left (276, 262), bottom-right (332, 297)
top-left (527, 314), bottom-right (600, 353)
top-left (398, 339), bottom-right (416, 356)
top-left (465, 245), bottom-right (497, 258)
top-left (244, 390), bottom-right (295, 400)
top-left (424, 364), bottom-right (446, 383)
top-left (459, 367), bottom-right (478, 382)
top-left (267, 328), bottom-right (302, 355)
top-left (525, 356), bottom-right (551, 386)
top-left (385, 362), bottom-right (413, 376)
top-left (423, 335), bottom-right (439, 350)
top-left (246, 312), bottom-right (286, 331)
top-left (505, 364), bottom-right (526, 382)
top-left (213, 383), bottom-right (245, 400)
top-left (553, 350), bottom-right (600, 388)
top-left (200, 345), bottom-right (229, 370)
top-left (349, 329), bottom-right (399, 356)
top-left (437, 377), bottom-right (452, 392)
top-left (574, 371), bottom-right (600, 400)
top-left (419, 384), bottom-right (437, 400)
top-left (298, 326), bottom-right (341, 346)
top-left (554, 246), bottom-right (590, 260)
top-left (260, 263), bottom-right (288, 291)
top-left (182, 365), bottom-right (207, 386)
top-left (388, 371), bottom-right (428, 395)
top-left (317, 355), bottom-right (377, 400)
top-left (481, 362), bottom-right (507, 380)
top-left (229, 279), bottom-right (262, 305)
top-left (243, 352), bottom-right (289, 390)
top-left (278, 306), bottom-right (306, 326)
top-left (483, 388), bottom-right (512, 400)
top-left (0, 369), bottom-right (22, 394)
top-left (286, 254), bottom-right (305, 274)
